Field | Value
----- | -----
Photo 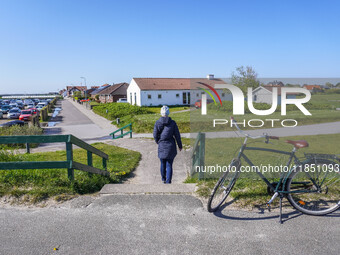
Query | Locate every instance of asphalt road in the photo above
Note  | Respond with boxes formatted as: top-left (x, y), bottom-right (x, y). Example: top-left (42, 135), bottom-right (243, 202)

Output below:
top-left (1, 195), bottom-right (339, 255)
top-left (45, 100), bottom-right (114, 139)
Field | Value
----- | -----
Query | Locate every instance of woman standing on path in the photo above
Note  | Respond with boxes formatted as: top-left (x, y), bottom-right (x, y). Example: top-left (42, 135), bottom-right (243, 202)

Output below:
top-left (153, 105), bottom-right (182, 184)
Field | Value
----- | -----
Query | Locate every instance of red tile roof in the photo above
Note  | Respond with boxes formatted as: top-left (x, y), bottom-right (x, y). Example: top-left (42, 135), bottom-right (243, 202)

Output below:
top-left (133, 78), bottom-right (227, 90)
top-left (303, 85), bottom-right (322, 90)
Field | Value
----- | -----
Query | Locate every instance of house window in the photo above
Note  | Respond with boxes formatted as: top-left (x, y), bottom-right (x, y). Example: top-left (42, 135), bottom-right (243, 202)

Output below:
top-left (130, 93), bottom-right (132, 103)
top-left (148, 94), bottom-right (151, 99)
top-left (196, 93), bottom-right (199, 97)
top-left (134, 93), bottom-right (137, 104)
top-left (176, 94), bottom-right (179, 98)
top-left (201, 92), bottom-right (205, 94)
top-left (222, 93), bottom-right (225, 97)
top-left (253, 95), bottom-right (257, 101)
top-left (158, 94), bottom-right (162, 99)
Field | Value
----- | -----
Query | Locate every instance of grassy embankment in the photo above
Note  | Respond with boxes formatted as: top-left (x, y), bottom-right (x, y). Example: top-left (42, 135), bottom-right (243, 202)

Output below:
top-left (92, 103), bottom-right (190, 132)
top-left (188, 133), bottom-right (340, 208)
top-left (0, 143), bottom-right (140, 203)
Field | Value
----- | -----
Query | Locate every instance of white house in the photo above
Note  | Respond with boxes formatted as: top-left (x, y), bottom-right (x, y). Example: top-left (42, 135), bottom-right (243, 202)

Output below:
top-left (127, 75), bottom-right (232, 106)
top-left (252, 85), bottom-right (297, 105)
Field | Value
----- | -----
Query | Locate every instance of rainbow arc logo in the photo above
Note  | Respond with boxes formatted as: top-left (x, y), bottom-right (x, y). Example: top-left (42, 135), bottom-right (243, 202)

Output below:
top-left (197, 82), bottom-right (223, 106)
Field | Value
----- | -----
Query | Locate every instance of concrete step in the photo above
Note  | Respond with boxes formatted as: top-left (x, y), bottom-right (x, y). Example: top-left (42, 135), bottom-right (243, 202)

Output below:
top-left (100, 184), bottom-right (197, 195)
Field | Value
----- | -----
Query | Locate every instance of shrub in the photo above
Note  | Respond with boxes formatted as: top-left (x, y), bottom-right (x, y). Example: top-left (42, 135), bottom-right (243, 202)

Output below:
top-left (0, 125), bottom-right (44, 149)
top-left (93, 103), bottom-right (151, 120)
top-left (0, 125), bottom-right (43, 137)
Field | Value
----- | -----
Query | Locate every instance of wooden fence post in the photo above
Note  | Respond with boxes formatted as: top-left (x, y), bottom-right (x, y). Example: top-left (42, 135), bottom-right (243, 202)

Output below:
top-left (26, 143), bottom-right (30, 154)
top-left (198, 133), bottom-right (205, 180)
top-left (66, 142), bottom-right (74, 180)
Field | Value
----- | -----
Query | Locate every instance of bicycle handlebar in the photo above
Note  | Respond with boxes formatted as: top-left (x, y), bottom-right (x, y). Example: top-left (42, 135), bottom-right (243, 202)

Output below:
top-left (230, 116), bottom-right (280, 140)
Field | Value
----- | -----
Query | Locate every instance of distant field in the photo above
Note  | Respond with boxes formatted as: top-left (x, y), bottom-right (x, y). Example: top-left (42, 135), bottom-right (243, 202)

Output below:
top-left (307, 93), bottom-right (340, 108)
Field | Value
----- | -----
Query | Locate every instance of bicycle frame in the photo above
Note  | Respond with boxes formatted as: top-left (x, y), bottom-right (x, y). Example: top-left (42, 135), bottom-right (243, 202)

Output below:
top-left (230, 117), bottom-right (319, 195)
top-left (236, 138), bottom-right (299, 194)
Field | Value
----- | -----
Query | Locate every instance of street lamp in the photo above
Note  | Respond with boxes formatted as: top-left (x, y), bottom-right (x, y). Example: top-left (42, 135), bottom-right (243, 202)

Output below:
top-left (80, 77), bottom-right (87, 100)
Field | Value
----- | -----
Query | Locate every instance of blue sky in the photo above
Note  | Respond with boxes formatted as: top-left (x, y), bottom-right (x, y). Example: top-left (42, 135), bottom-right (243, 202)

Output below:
top-left (0, 0), bottom-right (339, 93)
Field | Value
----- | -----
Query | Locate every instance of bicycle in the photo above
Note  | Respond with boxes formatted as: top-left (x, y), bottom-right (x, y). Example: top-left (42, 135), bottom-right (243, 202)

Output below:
top-left (207, 117), bottom-right (340, 223)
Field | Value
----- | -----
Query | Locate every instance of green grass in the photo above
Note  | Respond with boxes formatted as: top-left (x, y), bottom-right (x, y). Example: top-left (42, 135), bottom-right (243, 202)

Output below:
top-left (192, 133), bottom-right (340, 208)
top-left (306, 93), bottom-right (340, 108)
top-left (145, 106), bottom-right (190, 114)
top-left (0, 143), bottom-right (141, 203)
top-left (90, 101), bottom-right (100, 106)
top-left (128, 111), bottom-right (190, 133)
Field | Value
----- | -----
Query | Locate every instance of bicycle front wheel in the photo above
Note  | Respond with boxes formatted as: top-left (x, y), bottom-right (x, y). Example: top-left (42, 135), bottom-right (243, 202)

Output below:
top-left (286, 159), bottom-right (340, 216)
top-left (207, 159), bottom-right (240, 212)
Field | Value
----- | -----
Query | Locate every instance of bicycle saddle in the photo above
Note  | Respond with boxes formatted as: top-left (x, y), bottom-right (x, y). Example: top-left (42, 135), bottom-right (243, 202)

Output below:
top-left (285, 140), bottom-right (309, 149)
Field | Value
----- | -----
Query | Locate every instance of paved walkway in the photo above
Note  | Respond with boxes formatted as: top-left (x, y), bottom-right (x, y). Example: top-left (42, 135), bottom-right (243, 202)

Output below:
top-left (107, 138), bottom-right (190, 184)
top-left (1, 195), bottom-right (339, 255)
top-left (44, 99), bottom-right (115, 139)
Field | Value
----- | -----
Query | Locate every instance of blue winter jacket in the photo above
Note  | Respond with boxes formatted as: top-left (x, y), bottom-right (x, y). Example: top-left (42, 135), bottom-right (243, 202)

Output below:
top-left (153, 117), bottom-right (182, 159)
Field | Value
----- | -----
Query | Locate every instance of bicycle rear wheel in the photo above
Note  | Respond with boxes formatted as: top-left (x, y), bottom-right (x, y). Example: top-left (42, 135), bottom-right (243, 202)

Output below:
top-left (286, 159), bottom-right (340, 216)
top-left (207, 159), bottom-right (240, 212)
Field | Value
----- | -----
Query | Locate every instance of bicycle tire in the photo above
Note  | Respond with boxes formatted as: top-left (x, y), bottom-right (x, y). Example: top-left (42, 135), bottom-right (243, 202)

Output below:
top-left (286, 159), bottom-right (340, 216)
top-left (207, 159), bottom-right (240, 212)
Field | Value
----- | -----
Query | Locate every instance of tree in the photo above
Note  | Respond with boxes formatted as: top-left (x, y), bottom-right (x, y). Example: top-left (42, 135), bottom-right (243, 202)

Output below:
top-left (336, 82), bottom-right (340, 88)
top-left (325, 82), bottom-right (334, 88)
top-left (231, 66), bottom-right (260, 93)
top-left (73, 91), bottom-right (82, 99)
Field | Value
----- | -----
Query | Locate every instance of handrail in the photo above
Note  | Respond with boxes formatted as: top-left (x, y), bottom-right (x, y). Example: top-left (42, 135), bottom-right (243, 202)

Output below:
top-left (70, 135), bottom-right (108, 159)
top-left (110, 123), bottom-right (132, 139)
top-left (0, 134), bottom-right (110, 180)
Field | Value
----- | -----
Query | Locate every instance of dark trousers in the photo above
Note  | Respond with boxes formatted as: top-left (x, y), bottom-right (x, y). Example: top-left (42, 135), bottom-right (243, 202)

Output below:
top-left (160, 158), bottom-right (174, 184)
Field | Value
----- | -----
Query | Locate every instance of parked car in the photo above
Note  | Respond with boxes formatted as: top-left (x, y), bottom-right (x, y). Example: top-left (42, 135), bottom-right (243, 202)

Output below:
top-left (36, 105), bottom-right (44, 111)
top-left (26, 103), bottom-right (35, 109)
top-left (2, 100), bottom-right (10, 105)
top-left (1, 105), bottom-right (11, 114)
top-left (194, 99), bottom-right (214, 109)
top-left (7, 108), bottom-right (21, 119)
top-left (0, 120), bottom-right (25, 127)
top-left (19, 110), bottom-right (33, 121)
top-left (37, 102), bottom-right (48, 108)
top-left (28, 108), bottom-right (39, 115)
top-left (24, 99), bottom-right (33, 105)
top-left (117, 98), bottom-right (128, 103)
top-left (9, 103), bottom-right (18, 109)
top-left (0, 110), bottom-right (3, 119)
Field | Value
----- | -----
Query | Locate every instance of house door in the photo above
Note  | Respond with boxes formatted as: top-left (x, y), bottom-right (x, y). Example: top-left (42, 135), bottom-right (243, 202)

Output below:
top-left (182, 92), bottom-right (190, 105)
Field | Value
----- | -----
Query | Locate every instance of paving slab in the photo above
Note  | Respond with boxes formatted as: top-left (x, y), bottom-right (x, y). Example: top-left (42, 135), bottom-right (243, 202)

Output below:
top-left (100, 183), bottom-right (197, 194)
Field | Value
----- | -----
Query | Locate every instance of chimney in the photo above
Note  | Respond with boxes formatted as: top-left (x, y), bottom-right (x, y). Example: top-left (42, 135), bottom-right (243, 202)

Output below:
top-left (207, 74), bottom-right (214, 80)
